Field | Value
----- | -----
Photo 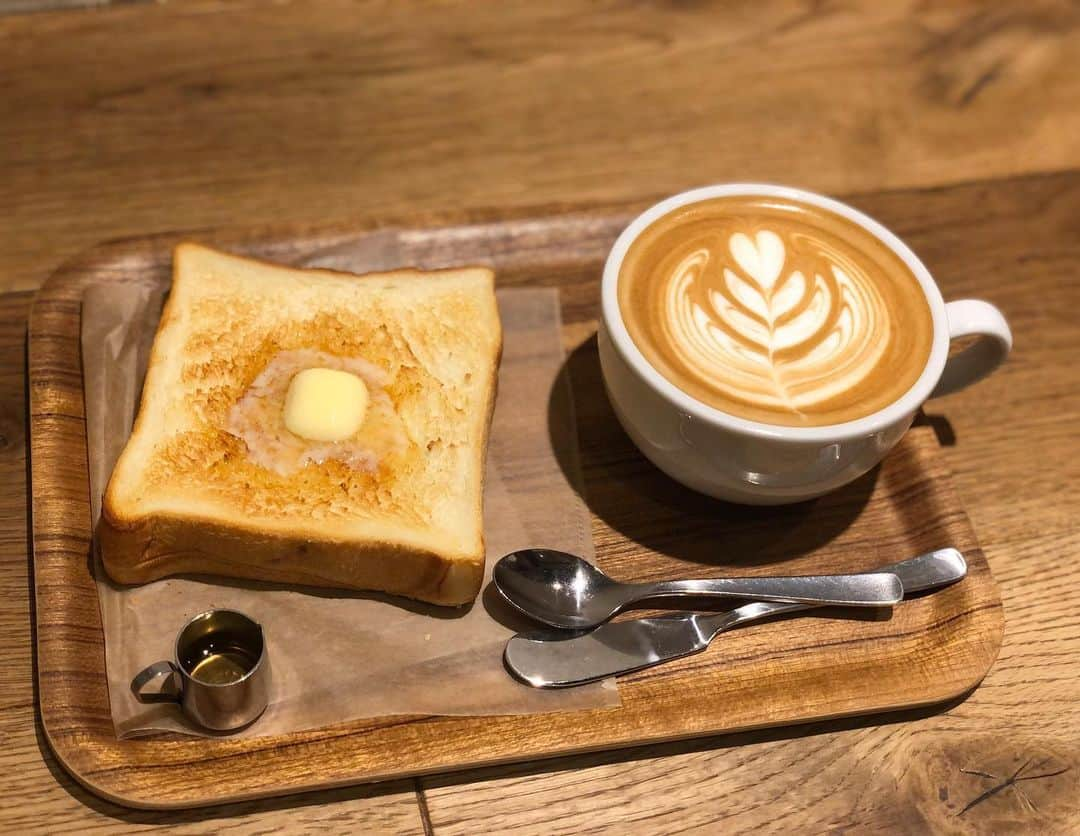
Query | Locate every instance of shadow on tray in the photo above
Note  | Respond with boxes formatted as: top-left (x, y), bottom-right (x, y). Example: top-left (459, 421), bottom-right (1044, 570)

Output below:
top-left (548, 333), bottom-right (879, 573)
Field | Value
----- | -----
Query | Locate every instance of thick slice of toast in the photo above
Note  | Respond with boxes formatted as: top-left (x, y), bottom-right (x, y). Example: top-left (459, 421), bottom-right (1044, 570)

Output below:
top-left (100, 243), bottom-right (502, 605)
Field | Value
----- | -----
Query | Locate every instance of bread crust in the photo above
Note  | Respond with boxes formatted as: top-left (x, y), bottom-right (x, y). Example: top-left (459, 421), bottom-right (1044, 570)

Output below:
top-left (98, 511), bottom-right (484, 605)
top-left (100, 243), bottom-right (501, 606)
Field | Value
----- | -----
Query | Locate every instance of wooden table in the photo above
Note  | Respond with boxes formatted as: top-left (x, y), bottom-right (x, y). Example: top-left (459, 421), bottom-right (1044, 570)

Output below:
top-left (2, 1), bottom-right (1078, 832)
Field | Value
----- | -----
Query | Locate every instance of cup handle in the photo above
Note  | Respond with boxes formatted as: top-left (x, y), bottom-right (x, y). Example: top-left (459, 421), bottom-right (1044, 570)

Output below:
top-left (930, 300), bottom-right (1012, 398)
top-left (132, 661), bottom-right (182, 704)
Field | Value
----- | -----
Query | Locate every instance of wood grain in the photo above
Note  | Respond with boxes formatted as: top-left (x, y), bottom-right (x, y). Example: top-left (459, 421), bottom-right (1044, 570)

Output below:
top-left (3, 0), bottom-right (1079, 828)
top-left (418, 174), bottom-right (1080, 834)
top-left (0, 293), bottom-right (427, 834)
top-left (3, 0), bottom-right (1080, 294)
top-left (0, 0), bottom-right (132, 15)
top-left (9, 177), bottom-right (1079, 833)
top-left (27, 196), bottom-right (1002, 809)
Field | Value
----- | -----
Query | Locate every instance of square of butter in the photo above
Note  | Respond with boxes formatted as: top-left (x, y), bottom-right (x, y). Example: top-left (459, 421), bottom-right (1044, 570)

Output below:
top-left (283, 367), bottom-right (369, 442)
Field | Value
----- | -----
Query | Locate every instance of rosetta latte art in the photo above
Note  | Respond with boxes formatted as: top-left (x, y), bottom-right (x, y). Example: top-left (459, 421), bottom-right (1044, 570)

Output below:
top-left (619, 195), bottom-right (934, 426)
top-left (661, 228), bottom-right (890, 415)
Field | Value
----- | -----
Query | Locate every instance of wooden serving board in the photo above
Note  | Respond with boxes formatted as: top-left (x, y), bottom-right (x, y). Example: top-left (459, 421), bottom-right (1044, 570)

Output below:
top-left (28, 204), bottom-right (1004, 809)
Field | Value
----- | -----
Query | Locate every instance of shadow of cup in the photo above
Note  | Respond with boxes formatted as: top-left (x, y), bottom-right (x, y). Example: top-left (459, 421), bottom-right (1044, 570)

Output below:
top-left (548, 332), bottom-right (879, 577)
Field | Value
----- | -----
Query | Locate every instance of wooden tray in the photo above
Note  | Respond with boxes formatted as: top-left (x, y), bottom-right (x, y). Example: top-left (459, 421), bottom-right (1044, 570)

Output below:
top-left (28, 205), bottom-right (1004, 809)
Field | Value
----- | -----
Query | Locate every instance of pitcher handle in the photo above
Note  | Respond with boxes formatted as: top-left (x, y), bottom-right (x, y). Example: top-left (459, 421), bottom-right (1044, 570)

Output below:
top-left (132, 661), bottom-right (182, 704)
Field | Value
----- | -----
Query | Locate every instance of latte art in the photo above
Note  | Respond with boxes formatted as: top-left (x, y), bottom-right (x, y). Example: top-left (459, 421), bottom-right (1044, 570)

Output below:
top-left (665, 228), bottom-right (890, 412)
top-left (619, 196), bottom-right (934, 427)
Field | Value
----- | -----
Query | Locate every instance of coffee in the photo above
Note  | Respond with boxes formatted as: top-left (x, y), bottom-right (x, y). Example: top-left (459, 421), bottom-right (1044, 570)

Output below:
top-left (618, 195), bottom-right (934, 427)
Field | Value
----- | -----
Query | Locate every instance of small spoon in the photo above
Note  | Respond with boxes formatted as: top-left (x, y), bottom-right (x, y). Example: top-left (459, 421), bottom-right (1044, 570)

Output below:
top-left (505, 548), bottom-right (967, 688)
top-left (493, 549), bottom-right (903, 630)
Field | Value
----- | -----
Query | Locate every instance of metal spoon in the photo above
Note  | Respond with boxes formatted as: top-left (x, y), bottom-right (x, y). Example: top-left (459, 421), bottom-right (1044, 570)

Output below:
top-left (493, 549), bottom-right (903, 630)
top-left (505, 548), bottom-right (967, 688)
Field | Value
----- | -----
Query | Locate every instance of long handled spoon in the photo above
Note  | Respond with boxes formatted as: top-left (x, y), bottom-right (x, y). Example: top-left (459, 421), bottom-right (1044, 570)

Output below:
top-left (494, 548), bottom-right (903, 630)
top-left (504, 548), bottom-right (967, 688)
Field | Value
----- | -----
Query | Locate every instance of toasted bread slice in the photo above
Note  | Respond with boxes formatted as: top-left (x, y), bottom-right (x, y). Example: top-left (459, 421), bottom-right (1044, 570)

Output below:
top-left (100, 243), bottom-right (501, 605)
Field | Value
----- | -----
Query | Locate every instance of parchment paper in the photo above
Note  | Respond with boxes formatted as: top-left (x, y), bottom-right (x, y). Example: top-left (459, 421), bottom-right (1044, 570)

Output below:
top-left (83, 280), bottom-right (619, 738)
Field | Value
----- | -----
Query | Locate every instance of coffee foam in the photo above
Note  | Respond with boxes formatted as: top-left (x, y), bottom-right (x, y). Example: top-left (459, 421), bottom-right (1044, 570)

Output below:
top-left (618, 196), bottom-right (933, 427)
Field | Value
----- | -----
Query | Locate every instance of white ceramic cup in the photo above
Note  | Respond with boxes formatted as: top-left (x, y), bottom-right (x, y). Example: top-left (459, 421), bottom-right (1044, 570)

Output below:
top-left (599, 184), bottom-right (1012, 504)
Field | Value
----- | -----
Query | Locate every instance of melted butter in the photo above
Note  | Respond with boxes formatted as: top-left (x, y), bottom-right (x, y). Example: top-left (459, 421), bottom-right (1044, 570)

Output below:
top-left (284, 367), bottom-right (370, 442)
top-left (226, 350), bottom-right (409, 475)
